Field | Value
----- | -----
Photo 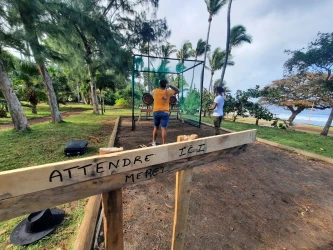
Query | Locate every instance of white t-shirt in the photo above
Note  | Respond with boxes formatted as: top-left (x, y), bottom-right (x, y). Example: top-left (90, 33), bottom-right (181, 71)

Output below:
top-left (213, 95), bottom-right (224, 117)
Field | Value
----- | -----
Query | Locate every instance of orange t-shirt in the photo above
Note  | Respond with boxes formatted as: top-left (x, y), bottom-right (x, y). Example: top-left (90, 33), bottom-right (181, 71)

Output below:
top-left (153, 89), bottom-right (176, 112)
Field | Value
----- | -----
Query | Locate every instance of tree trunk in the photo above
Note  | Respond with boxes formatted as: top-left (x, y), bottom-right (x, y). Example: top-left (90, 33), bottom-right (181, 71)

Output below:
top-left (203, 18), bottom-right (212, 69)
top-left (255, 118), bottom-right (259, 125)
top-left (209, 71), bottom-right (214, 94)
top-left (220, 0), bottom-right (233, 86)
top-left (87, 64), bottom-right (100, 114)
top-left (190, 55), bottom-right (198, 91)
top-left (287, 107), bottom-right (304, 125)
top-left (37, 64), bottom-right (62, 122)
top-left (320, 107), bottom-right (333, 136)
top-left (81, 92), bottom-right (87, 104)
top-left (31, 104), bottom-right (37, 114)
top-left (0, 58), bottom-right (28, 130)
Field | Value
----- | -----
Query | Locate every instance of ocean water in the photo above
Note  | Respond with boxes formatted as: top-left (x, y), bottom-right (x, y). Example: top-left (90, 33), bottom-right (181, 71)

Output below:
top-left (266, 105), bottom-right (332, 127)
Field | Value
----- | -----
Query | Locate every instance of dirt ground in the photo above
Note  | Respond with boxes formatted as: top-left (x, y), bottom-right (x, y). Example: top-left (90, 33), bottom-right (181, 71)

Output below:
top-left (95, 118), bottom-right (333, 250)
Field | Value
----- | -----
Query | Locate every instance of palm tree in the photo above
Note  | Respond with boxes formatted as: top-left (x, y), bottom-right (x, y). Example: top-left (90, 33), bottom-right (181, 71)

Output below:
top-left (203, 0), bottom-right (227, 67)
top-left (176, 41), bottom-right (195, 60)
top-left (161, 43), bottom-right (177, 58)
top-left (220, 0), bottom-right (233, 85)
top-left (213, 78), bottom-right (231, 93)
top-left (205, 48), bottom-right (234, 93)
top-left (190, 39), bottom-right (210, 90)
top-left (229, 25), bottom-right (252, 54)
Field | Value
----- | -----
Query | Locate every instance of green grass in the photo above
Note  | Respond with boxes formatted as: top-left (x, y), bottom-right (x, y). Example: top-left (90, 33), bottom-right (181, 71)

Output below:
top-left (0, 110), bottom-right (121, 250)
top-left (201, 117), bottom-right (333, 158)
top-left (0, 102), bottom-right (93, 125)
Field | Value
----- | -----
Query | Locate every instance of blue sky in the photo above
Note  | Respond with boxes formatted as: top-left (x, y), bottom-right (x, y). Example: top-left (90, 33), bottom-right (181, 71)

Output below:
top-left (156, 0), bottom-right (333, 93)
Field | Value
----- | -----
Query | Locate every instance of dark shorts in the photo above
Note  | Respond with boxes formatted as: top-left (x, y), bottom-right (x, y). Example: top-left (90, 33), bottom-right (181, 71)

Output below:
top-left (213, 116), bottom-right (223, 127)
top-left (153, 111), bottom-right (170, 128)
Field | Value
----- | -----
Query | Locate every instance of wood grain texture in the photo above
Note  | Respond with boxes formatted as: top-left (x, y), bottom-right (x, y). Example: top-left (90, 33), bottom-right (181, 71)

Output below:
top-left (171, 135), bottom-right (196, 250)
top-left (0, 130), bottom-right (256, 201)
top-left (102, 189), bottom-right (124, 250)
top-left (72, 195), bottom-right (101, 250)
top-left (0, 145), bottom-right (247, 222)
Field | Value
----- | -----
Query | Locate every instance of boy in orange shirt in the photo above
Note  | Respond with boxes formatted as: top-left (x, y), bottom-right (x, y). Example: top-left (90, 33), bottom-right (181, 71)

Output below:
top-left (151, 79), bottom-right (179, 146)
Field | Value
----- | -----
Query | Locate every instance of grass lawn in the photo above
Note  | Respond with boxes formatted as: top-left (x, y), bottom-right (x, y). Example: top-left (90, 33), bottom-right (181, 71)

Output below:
top-left (0, 102), bottom-right (93, 125)
top-left (0, 110), bottom-right (120, 250)
top-left (201, 117), bottom-right (333, 158)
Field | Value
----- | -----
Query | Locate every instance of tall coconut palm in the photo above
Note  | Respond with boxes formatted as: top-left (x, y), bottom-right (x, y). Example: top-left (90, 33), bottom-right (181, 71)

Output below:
top-left (176, 41), bottom-right (195, 61)
top-left (205, 48), bottom-right (234, 93)
top-left (229, 25), bottom-right (252, 54)
top-left (213, 78), bottom-right (231, 93)
top-left (203, 0), bottom-right (227, 68)
top-left (190, 39), bottom-right (210, 90)
top-left (161, 43), bottom-right (177, 58)
top-left (220, 0), bottom-right (233, 85)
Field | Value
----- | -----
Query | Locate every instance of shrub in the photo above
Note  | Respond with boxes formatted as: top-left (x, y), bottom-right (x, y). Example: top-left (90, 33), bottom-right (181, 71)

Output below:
top-left (115, 98), bottom-right (128, 107)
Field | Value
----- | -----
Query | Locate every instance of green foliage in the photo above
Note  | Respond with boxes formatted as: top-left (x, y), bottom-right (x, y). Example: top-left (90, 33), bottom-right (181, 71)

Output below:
top-left (205, 0), bottom-right (228, 16)
top-left (115, 98), bottom-right (129, 107)
top-left (201, 117), bottom-right (333, 158)
top-left (247, 103), bottom-right (273, 125)
top-left (183, 89), bottom-right (200, 115)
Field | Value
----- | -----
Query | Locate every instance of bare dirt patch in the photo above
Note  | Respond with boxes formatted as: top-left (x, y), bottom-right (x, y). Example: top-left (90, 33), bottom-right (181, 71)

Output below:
top-left (97, 118), bottom-right (333, 250)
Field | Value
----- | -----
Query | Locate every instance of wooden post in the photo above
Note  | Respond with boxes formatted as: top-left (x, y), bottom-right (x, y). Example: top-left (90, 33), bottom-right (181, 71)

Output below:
top-left (100, 147), bottom-right (124, 250)
top-left (171, 134), bottom-right (198, 250)
top-left (72, 195), bottom-right (101, 250)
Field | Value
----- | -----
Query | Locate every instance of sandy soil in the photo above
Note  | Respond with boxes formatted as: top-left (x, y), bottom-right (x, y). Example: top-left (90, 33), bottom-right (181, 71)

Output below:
top-left (95, 118), bottom-right (333, 250)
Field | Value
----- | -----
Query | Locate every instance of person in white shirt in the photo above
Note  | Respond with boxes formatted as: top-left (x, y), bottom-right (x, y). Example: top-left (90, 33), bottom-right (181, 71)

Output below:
top-left (208, 86), bottom-right (224, 135)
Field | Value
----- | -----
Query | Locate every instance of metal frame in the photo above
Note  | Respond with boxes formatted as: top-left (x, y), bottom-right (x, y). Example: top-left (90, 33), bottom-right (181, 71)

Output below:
top-left (131, 54), bottom-right (205, 130)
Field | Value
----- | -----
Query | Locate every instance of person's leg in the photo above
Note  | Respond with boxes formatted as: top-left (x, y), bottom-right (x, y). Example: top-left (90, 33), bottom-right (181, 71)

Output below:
top-left (152, 112), bottom-right (161, 145)
top-left (213, 116), bottom-right (221, 135)
top-left (161, 128), bottom-right (167, 144)
top-left (160, 112), bottom-right (170, 144)
top-left (153, 126), bottom-right (158, 143)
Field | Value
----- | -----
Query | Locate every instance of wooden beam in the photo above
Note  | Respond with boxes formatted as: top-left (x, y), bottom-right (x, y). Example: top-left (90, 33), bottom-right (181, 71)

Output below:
top-left (0, 130), bottom-right (256, 201)
top-left (171, 135), bottom-right (197, 250)
top-left (72, 117), bottom-right (122, 250)
top-left (100, 146), bottom-right (125, 250)
top-left (0, 145), bottom-right (247, 222)
top-left (102, 189), bottom-right (124, 250)
top-left (72, 195), bottom-right (101, 250)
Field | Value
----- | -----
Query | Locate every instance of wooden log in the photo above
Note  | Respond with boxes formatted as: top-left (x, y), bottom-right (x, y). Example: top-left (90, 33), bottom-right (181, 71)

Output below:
top-left (73, 117), bottom-right (121, 250)
top-left (0, 145), bottom-right (247, 222)
top-left (72, 195), bottom-right (101, 250)
top-left (0, 130), bottom-right (257, 201)
top-left (102, 189), bottom-right (124, 250)
top-left (100, 146), bottom-right (124, 250)
top-left (171, 135), bottom-right (197, 250)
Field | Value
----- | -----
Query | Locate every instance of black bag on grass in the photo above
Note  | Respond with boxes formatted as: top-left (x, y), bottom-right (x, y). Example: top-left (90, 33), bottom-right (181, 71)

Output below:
top-left (64, 140), bottom-right (88, 156)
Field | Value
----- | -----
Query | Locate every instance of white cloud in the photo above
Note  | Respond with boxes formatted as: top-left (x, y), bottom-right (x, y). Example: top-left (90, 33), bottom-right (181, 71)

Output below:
top-left (156, 0), bottom-right (333, 93)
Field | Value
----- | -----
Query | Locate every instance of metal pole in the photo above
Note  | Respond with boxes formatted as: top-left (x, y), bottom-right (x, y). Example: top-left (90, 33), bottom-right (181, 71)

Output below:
top-left (199, 62), bottom-right (205, 128)
top-left (132, 56), bottom-right (135, 131)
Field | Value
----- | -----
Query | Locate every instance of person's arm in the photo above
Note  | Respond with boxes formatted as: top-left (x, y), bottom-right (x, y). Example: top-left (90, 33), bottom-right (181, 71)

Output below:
top-left (166, 84), bottom-right (180, 94)
top-left (208, 102), bottom-right (217, 110)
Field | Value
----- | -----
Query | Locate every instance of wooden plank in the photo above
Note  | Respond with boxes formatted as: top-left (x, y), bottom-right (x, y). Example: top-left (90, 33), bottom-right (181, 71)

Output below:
top-left (73, 118), bottom-right (122, 250)
top-left (102, 189), bottom-right (124, 250)
top-left (0, 145), bottom-right (247, 222)
top-left (171, 135), bottom-right (197, 250)
top-left (0, 130), bottom-right (256, 201)
top-left (72, 195), bottom-right (101, 250)
top-left (101, 144), bottom-right (124, 250)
